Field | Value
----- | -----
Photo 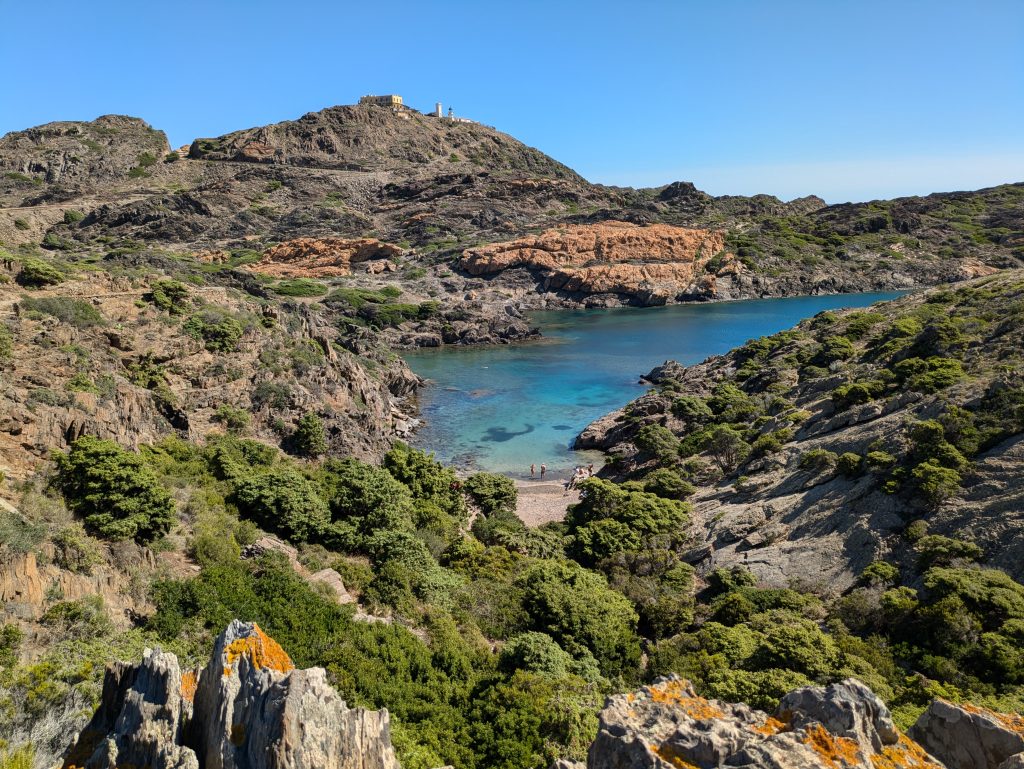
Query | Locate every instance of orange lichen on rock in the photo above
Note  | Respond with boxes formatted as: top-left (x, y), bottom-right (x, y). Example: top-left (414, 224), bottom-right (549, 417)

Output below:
top-left (222, 623), bottom-right (294, 676)
top-left (870, 734), bottom-right (945, 769)
top-left (249, 237), bottom-right (403, 278)
top-left (960, 701), bottom-right (1024, 734)
top-left (646, 679), bottom-right (725, 720)
top-left (754, 716), bottom-right (789, 736)
top-left (802, 723), bottom-right (863, 768)
top-left (653, 743), bottom-right (701, 769)
top-left (180, 669), bottom-right (198, 703)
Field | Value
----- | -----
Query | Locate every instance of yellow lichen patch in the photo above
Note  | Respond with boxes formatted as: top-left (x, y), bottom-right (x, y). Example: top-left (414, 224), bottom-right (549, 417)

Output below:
top-left (802, 723), bottom-right (863, 768)
top-left (646, 679), bottom-right (725, 720)
top-left (960, 702), bottom-right (1024, 735)
top-left (222, 623), bottom-right (294, 677)
top-left (871, 733), bottom-right (944, 769)
top-left (753, 716), bottom-right (788, 736)
top-left (180, 670), bottom-right (198, 703)
top-left (653, 743), bottom-right (701, 769)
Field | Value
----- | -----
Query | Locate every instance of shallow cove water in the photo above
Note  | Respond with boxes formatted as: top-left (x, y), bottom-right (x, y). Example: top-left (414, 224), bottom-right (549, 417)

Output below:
top-left (402, 291), bottom-right (908, 477)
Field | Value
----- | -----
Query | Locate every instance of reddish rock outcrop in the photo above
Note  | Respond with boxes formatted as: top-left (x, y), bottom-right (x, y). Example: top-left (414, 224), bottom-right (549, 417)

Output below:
top-left (250, 237), bottom-right (403, 278)
top-left (460, 222), bottom-right (740, 304)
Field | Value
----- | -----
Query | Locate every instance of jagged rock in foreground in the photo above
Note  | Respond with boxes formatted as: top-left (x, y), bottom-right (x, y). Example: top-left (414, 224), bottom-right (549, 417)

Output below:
top-left (591, 676), bottom-right (941, 769)
top-left (910, 698), bottom-right (1024, 769)
top-left (63, 620), bottom-right (400, 769)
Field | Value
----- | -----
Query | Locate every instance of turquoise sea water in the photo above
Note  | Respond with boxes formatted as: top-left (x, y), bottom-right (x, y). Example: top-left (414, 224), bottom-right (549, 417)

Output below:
top-left (402, 291), bottom-right (909, 478)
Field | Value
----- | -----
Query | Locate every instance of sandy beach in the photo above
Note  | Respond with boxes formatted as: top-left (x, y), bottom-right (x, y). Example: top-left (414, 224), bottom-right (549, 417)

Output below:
top-left (514, 479), bottom-right (579, 527)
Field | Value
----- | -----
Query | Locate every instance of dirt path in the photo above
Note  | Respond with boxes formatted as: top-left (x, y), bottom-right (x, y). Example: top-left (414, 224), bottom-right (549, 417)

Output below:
top-left (514, 479), bottom-right (579, 527)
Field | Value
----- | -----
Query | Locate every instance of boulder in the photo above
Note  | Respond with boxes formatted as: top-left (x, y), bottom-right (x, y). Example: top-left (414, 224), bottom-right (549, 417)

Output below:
top-left (62, 620), bottom-right (400, 769)
top-left (910, 699), bottom-right (1024, 769)
top-left (590, 676), bottom-right (942, 769)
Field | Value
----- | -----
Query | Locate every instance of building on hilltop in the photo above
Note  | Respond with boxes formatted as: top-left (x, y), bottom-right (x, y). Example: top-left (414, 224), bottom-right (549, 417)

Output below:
top-left (359, 94), bottom-right (404, 108)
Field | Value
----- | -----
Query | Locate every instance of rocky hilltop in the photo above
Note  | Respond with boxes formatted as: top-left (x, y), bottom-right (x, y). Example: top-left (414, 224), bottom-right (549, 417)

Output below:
top-left (189, 103), bottom-right (580, 179)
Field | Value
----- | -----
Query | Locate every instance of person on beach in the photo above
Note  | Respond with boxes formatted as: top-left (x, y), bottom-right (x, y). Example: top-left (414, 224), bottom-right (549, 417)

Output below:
top-left (540, 463), bottom-right (546, 479)
top-left (587, 463), bottom-right (594, 476)
top-left (530, 463), bottom-right (536, 478)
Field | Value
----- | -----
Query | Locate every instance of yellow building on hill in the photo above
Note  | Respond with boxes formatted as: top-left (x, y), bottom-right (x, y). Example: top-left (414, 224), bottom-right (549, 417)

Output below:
top-left (359, 94), bottom-right (403, 108)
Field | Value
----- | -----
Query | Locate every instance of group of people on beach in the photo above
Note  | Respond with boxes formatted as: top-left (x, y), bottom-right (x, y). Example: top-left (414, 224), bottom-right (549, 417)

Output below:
top-left (528, 462), bottom-right (595, 490)
top-left (565, 464), bottom-right (595, 490)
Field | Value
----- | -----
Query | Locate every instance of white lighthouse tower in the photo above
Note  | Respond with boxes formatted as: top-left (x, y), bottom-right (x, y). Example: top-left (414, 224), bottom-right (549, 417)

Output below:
top-left (434, 102), bottom-right (443, 118)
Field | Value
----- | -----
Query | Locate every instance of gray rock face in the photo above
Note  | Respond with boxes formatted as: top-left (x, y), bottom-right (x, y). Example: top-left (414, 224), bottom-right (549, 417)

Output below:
top-left (62, 620), bottom-right (400, 769)
top-left (589, 676), bottom-right (942, 769)
top-left (910, 698), bottom-right (1024, 769)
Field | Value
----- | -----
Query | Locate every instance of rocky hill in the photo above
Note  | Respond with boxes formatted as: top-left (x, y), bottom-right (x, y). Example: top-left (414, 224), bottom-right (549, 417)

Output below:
top-left (577, 271), bottom-right (1024, 588)
top-left (2, 101), bottom-right (1024, 769)
top-left (1, 104), bottom-right (1021, 317)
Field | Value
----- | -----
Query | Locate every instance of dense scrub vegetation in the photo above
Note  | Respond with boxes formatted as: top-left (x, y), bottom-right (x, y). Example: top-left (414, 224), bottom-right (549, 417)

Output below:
top-left (5, 275), bottom-right (1024, 768)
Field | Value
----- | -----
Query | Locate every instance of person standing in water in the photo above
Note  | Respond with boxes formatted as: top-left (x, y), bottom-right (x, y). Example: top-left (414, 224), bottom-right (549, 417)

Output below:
top-left (530, 463), bottom-right (536, 478)
top-left (540, 463), bottom-right (546, 479)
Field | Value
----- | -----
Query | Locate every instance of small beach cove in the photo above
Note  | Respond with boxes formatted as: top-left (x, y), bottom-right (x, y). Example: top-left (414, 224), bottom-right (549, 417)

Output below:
top-left (403, 291), bottom-right (910, 507)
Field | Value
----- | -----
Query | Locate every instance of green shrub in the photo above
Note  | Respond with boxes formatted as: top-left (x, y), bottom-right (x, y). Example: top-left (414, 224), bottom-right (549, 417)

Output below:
top-left (799, 448), bottom-right (838, 472)
top-left (290, 412), bottom-right (328, 458)
top-left (273, 278), bottom-right (328, 297)
top-left (707, 425), bottom-right (751, 471)
top-left (911, 461), bottom-right (962, 508)
top-left (53, 436), bottom-right (175, 543)
top-left (0, 324), bottom-right (13, 363)
top-left (464, 472), bottom-right (517, 516)
top-left (638, 467), bottom-right (694, 500)
top-left (20, 296), bottom-right (103, 328)
top-left (145, 280), bottom-right (190, 314)
top-left (671, 395), bottom-right (714, 424)
top-left (213, 404), bottom-right (250, 434)
top-left (232, 466), bottom-right (330, 542)
top-left (831, 382), bottom-right (877, 411)
top-left (836, 452), bottom-right (863, 477)
top-left (0, 623), bottom-right (24, 668)
top-left (16, 259), bottom-right (65, 287)
top-left (317, 458), bottom-right (415, 548)
top-left (859, 561), bottom-right (899, 586)
top-left (184, 311), bottom-right (245, 352)
top-left (567, 478), bottom-right (689, 564)
top-left (516, 559), bottom-right (641, 677)
top-left (634, 424), bottom-right (680, 465)
top-left (915, 535), bottom-right (983, 569)
top-left (62, 209), bottom-right (85, 224)
top-left (40, 595), bottom-right (113, 639)
top-left (252, 381), bottom-right (292, 410)
top-left (51, 524), bottom-right (104, 574)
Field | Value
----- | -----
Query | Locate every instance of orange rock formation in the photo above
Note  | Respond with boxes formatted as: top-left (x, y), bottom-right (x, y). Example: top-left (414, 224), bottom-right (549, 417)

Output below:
top-left (460, 221), bottom-right (740, 301)
top-left (249, 237), bottom-right (403, 278)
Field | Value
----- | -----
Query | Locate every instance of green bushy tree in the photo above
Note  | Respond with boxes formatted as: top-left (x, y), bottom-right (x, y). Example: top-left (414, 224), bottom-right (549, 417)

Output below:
top-left (53, 436), bottom-right (175, 543)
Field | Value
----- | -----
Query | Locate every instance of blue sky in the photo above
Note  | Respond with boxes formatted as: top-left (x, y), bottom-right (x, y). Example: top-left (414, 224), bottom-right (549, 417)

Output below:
top-left (2, 0), bottom-right (1021, 203)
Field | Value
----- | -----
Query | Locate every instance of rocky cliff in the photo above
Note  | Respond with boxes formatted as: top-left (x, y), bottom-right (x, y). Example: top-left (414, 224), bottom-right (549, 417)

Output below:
top-left (460, 221), bottom-right (742, 305)
top-left (62, 620), bottom-right (400, 769)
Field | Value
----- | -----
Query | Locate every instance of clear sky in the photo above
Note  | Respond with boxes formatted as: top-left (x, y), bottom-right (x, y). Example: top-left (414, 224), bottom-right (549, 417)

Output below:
top-left (2, 0), bottom-right (1022, 203)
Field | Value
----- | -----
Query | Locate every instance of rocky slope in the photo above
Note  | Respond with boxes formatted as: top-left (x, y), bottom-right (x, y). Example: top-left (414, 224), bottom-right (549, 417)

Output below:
top-left (590, 675), bottom-right (1024, 769)
top-left (0, 256), bottom-right (419, 483)
top-left (578, 271), bottom-right (1024, 589)
top-left (1, 104), bottom-right (1020, 320)
top-left (62, 620), bottom-right (400, 769)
